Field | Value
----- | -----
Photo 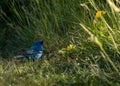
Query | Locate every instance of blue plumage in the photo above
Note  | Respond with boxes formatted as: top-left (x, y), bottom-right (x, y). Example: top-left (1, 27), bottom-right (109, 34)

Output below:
top-left (29, 40), bottom-right (44, 51)
top-left (14, 40), bottom-right (44, 60)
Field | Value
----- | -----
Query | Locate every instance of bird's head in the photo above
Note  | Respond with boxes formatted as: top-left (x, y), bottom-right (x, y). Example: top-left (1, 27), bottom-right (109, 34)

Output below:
top-left (35, 40), bottom-right (43, 45)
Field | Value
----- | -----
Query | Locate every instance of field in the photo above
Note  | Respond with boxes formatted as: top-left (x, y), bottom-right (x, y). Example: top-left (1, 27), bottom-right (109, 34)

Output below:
top-left (0, 0), bottom-right (120, 85)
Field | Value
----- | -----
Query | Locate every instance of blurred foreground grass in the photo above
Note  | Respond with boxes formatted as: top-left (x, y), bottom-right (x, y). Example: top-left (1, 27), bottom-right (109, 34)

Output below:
top-left (0, 57), bottom-right (119, 86)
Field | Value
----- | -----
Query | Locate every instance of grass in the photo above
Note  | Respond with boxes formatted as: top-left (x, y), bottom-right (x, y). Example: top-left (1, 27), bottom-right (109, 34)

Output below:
top-left (0, 0), bottom-right (120, 85)
top-left (0, 58), bottom-right (119, 86)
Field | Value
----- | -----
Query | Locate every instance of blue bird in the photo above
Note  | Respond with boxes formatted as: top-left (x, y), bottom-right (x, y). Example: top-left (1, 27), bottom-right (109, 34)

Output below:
top-left (14, 40), bottom-right (44, 60)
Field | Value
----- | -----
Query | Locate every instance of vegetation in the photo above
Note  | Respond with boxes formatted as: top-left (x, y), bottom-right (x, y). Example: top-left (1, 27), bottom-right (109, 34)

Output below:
top-left (0, 0), bottom-right (120, 85)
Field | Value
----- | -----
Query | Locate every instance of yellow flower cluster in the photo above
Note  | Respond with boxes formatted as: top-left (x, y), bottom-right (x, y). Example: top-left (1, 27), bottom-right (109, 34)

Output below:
top-left (95, 11), bottom-right (106, 18)
top-left (58, 44), bottom-right (74, 54)
top-left (66, 44), bottom-right (74, 51)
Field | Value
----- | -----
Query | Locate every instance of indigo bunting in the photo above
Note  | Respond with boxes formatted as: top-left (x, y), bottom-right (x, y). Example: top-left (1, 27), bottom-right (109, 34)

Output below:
top-left (14, 40), bottom-right (44, 60)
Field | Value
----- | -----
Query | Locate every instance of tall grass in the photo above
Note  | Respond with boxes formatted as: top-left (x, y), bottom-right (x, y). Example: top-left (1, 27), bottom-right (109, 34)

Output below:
top-left (80, 0), bottom-right (120, 71)
top-left (0, 0), bottom-right (120, 85)
top-left (0, 0), bottom-right (88, 57)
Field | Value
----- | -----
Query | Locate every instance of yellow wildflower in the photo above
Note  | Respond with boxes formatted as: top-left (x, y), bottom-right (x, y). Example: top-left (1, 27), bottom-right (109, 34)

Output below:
top-left (95, 11), bottom-right (106, 18)
top-left (58, 44), bottom-right (75, 54)
top-left (66, 44), bottom-right (74, 51)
